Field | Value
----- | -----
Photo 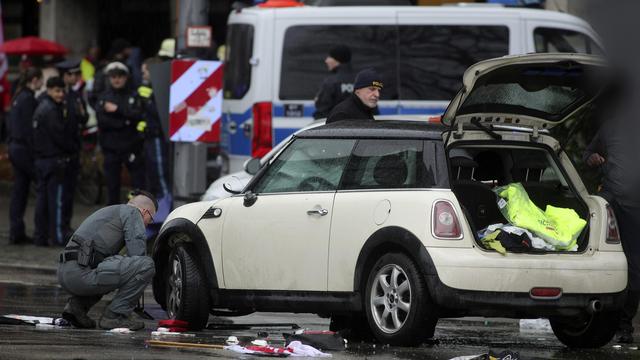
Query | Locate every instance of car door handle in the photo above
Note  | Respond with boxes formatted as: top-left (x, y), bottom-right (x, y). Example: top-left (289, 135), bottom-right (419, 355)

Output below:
top-left (307, 208), bottom-right (328, 216)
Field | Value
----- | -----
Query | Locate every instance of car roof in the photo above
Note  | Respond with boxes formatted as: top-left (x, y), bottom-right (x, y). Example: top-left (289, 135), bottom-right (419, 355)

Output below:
top-left (295, 120), bottom-right (446, 140)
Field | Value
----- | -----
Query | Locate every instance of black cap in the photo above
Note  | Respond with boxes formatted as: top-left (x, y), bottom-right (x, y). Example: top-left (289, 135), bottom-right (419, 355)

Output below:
top-left (329, 45), bottom-right (351, 64)
top-left (55, 59), bottom-right (81, 74)
top-left (353, 68), bottom-right (383, 90)
top-left (46, 76), bottom-right (65, 89)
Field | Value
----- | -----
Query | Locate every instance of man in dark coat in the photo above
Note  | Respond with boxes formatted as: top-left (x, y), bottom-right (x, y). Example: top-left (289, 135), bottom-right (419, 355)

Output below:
top-left (56, 59), bottom-right (89, 240)
top-left (96, 62), bottom-right (145, 205)
top-left (326, 68), bottom-right (383, 124)
top-left (313, 45), bottom-right (355, 119)
top-left (33, 77), bottom-right (76, 246)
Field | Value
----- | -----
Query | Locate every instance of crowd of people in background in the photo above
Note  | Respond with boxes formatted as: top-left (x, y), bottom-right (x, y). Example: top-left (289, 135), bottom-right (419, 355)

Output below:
top-left (3, 38), bottom-right (175, 247)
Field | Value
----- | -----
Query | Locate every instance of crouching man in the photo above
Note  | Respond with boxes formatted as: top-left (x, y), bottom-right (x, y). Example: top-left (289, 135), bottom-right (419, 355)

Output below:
top-left (57, 190), bottom-right (157, 330)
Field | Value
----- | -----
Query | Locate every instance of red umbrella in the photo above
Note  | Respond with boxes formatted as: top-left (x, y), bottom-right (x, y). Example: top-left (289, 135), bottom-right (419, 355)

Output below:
top-left (0, 36), bottom-right (68, 56)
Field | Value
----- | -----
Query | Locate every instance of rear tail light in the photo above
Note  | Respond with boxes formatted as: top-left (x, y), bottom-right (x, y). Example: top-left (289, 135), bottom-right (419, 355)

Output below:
top-left (530, 287), bottom-right (562, 300)
top-left (251, 102), bottom-right (273, 158)
top-left (432, 200), bottom-right (462, 239)
top-left (606, 204), bottom-right (621, 244)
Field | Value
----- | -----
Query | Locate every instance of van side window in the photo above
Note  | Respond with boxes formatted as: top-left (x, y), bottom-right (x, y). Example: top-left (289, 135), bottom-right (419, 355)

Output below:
top-left (534, 27), bottom-right (603, 55)
top-left (224, 24), bottom-right (254, 100)
top-left (280, 25), bottom-right (398, 101)
top-left (398, 25), bottom-right (509, 101)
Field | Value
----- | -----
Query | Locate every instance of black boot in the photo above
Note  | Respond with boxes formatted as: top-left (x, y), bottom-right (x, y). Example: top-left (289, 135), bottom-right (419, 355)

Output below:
top-left (62, 297), bottom-right (96, 329)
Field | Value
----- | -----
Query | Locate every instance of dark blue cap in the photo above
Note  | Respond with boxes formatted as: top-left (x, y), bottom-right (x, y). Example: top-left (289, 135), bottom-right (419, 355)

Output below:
top-left (353, 68), bottom-right (383, 90)
top-left (55, 59), bottom-right (81, 73)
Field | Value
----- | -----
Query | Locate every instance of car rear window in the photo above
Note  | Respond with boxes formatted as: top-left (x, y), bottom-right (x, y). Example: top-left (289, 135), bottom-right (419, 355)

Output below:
top-left (534, 27), bottom-right (603, 55)
top-left (224, 24), bottom-right (254, 100)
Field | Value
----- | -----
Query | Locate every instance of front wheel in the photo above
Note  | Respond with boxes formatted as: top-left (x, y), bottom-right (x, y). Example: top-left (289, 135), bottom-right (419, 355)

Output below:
top-left (364, 252), bottom-right (437, 346)
top-left (165, 244), bottom-right (210, 330)
top-left (550, 311), bottom-right (620, 348)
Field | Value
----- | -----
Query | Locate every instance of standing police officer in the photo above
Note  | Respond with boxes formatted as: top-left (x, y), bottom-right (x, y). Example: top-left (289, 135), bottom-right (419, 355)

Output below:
top-left (96, 62), bottom-right (145, 205)
top-left (138, 58), bottom-right (170, 206)
top-left (313, 45), bottom-right (355, 120)
top-left (56, 59), bottom-right (89, 240)
top-left (58, 191), bottom-right (156, 330)
top-left (33, 77), bottom-right (76, 246)
top-left (7, 67), bottom-right (43, 245)
top-left (326, 68), bottom-right (383, 124)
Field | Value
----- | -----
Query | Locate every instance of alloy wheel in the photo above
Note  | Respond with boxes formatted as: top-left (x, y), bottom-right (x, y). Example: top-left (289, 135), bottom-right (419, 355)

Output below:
top-left (167, 256), bottom-right (183, 318)
top-left (370, 263), bottom-right (412, 334)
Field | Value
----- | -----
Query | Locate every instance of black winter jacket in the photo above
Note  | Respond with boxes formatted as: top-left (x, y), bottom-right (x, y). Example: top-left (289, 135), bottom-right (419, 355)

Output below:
top-left (326, 93), bottom-right (376, 124)
top-left (96, 87), bottom-right (144, 153)
top-left (33, 95), bottom-right (76, 159)
top-left (7, 88), bottom-right (38, 146)
top-left (313, 64), bottom-right (355, 120)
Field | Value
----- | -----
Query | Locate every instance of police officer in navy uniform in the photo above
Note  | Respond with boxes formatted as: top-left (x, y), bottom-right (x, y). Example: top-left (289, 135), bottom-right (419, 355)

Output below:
top-left (313, 45), bottom-right (355, 120)
top-left (138, 58), bottom-right (170, 204)
top-left (326, 68), bottom-right (383, 124)
top-left (56, 59), bottom-right (88, 240)
top-left (96, 62), bottom-right (145, 205)
top-left (7, 67), bottom-right (43, 244)
top-left (33, 77), bottom-right (76, 246)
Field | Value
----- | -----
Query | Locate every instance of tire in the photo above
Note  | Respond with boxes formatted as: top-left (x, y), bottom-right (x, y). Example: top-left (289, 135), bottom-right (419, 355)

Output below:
top-left (165, 244), bottom-right (210, 330)
top-left (550, 311), bottom-right (620, 348)
top-left (364, 252), bottom-right (437, 346)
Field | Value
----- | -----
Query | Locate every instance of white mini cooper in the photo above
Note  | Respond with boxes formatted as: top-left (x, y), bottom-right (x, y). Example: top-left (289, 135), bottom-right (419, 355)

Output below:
top-left (152, 53), bottom-right (626, 348)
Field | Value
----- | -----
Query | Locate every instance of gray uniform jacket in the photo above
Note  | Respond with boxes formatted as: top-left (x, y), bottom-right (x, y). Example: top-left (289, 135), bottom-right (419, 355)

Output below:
top-left (70, 204), bottom-right (147, 257)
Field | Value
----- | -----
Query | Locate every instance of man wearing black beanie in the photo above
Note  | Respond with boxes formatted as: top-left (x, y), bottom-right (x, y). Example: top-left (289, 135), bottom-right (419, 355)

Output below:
top-left (313, 45), bottom-right (355, 119)
top-left (326, 68), bottom-right (383, 124)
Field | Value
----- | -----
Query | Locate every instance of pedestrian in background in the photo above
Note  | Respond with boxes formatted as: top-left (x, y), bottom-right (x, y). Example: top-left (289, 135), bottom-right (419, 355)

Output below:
top-left (139, 57), bottom-right (171, 211)
top-left (326, 67), bottom-right (383, 124)
top-left (313, 45), bottom-right (355, 120)
top-left (58, 191), bottom-right (156, 330)
top-left (89, 38), bottom-right (132, 109)
top-left (56, 59), bottom-right (89, 240)
top-left (33, 77), bottom-right (76, 246)
top-left (96, 62), bottom-right (145, 205)
top-left (7, 67), bottom-right (43, 245)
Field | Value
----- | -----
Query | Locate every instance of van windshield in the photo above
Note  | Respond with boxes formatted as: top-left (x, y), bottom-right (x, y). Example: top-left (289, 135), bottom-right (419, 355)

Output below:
top-left (224, 24), bottom-right (254, 100)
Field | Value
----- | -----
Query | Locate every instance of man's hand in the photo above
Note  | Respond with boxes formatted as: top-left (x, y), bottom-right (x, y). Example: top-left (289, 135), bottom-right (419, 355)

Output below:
top-left (104, 101), bottom-right (118, 113)
top-left (586, 152), bottom-right (606, 167)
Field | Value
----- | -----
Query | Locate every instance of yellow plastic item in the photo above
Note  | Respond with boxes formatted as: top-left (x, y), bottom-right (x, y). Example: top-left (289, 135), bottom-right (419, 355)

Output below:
top-left (482, 230), bottom-right (506, 255)
top-left (495, 183), bottom-right (585, 250)
top-left (137, 120), bottom-right (147, 133)
top-left (138, 85), bottom-right (153, 98)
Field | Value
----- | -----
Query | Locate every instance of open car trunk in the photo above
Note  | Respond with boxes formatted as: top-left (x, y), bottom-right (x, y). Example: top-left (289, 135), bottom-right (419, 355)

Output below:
top-left (447, 143), bottom-right (590, 253)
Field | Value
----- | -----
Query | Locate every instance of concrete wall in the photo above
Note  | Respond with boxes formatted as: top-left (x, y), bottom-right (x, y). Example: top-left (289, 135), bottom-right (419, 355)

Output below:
top-left (39, 0), bottom-right (98, 58)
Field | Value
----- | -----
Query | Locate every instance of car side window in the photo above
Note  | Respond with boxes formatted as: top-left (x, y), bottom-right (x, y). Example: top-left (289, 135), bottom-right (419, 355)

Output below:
top-left (252, 138), bottom-right (356, 194)
top-left (339, 139), bottom-right (437, 190)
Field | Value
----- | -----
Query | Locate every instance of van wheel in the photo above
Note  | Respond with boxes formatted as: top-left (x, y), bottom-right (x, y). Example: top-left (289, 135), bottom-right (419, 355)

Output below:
top-left (364, 252), bottom-right (437, 346)
top-left (550, 311), bottom-right (620, 348)
top-left (166, 244), bottom-right (210, 330)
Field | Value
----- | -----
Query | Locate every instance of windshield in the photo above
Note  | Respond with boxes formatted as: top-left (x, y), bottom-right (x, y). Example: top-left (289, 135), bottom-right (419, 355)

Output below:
top-left (457, 62), bottom-right (604, 122)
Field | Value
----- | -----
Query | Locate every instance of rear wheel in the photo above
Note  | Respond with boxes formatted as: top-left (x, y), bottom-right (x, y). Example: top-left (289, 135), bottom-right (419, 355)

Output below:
top-left (165, 244), bottom-right (210, 330)
top-left (364, 252), bottom-right (437, 346)
top-left (550, 311), bottom-right (620, 348)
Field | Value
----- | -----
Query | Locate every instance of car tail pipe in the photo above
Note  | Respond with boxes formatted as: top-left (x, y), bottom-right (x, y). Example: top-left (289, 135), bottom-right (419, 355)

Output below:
top-left (587, 299), bottom-right (602, 314)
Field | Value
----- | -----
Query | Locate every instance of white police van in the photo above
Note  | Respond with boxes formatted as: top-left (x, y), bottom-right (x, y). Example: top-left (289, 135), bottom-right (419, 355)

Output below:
top-left (222, 2), bottom-right (602, 173)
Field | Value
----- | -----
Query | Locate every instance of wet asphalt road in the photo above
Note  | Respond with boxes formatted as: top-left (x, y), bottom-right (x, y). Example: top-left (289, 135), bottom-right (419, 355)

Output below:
top-left (0, 273), bottom-right (639, 360)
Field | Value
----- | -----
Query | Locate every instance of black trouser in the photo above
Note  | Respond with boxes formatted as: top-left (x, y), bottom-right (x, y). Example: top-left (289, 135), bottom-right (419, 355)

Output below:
top-left (144, 136), bottom-right (170, 198)
top-left (34, 157), bottom-right (68, 246)
top-left (62, 155), bottom-right (79, 231)
top-left (8, 142), bottom-right (35, 242)
top-left (103, 149), bottom-right (145, 205)
top-left (612, 200), bottom-right (640, 332)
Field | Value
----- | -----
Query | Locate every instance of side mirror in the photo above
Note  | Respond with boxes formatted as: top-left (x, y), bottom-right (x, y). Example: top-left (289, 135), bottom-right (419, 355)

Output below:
top-left (244, 157), bottom-right (262, 175)
top-left (222, 176), bottom-right (243, 195)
